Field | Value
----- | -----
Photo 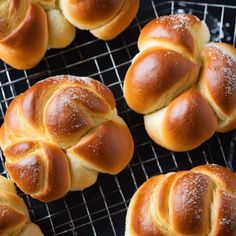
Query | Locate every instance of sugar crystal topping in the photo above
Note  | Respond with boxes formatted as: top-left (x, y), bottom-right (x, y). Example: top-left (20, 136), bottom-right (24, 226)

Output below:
top-left (37, 75), bottom-right (94, 86)
top-left (87, 131), bottom-right (104, 156)
top-left (218, 191), bottom-right (236, 231)
top-left (176, 172), bottom-right (210, 221)
top-left (158, 14), bottom-right (200, 31)
top-left (207, 44), bottom-right (236, 97)
top-left (0, 205), bottom-right (10, 217)
top-left (60, 86), bottom-right (102, 111)
top-left (17, 156), bottom-right (40, 188)
top-left (206, 163), bottom-right (229, 181)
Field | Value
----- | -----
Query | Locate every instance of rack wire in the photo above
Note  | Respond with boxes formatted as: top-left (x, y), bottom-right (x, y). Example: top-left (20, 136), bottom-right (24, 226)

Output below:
top-left (0, 0), bottom-right (236, 235)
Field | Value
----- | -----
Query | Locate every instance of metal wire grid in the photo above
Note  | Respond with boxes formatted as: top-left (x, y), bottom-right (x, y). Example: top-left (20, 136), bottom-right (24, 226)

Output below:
top-left (0, 0), bottom-right (235, 235)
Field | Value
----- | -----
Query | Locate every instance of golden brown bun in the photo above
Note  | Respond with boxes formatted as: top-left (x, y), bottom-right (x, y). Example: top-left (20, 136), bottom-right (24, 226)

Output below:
top-left (58, 0), bottom-right (125, 30)
top-left (124, 14), bottom-right (209, 115)
top-left (124, 47), bottom-right (199, 114)
top-left (0, 175), bottom-right (43, 236)
top-left (0, 1), bottom-right (48, 69)
top-left (0, 0), bottom-right (138, 69)
top-left (90, 0), bottom-right (140, 40)
top-left (144, 88), bottom-right (217, 152)
top-left (199, 43), bottom-right (236, 132)
top-left (138, 14), bottom-right (210, 60)
top-left (0, 75), bottom-right (134, 202)
top-left (5, 141), bottom-right (71, 202)
top-left (58, 0), bottom-right (139, 40)
top-left (0, 0), bottom-right (76, 69)
top-left (124, 14), bottom-right (236, 151)
top-left (126, 164), bottom-right (236, 236)
top-left (67, 118), bottom-right (134, 174)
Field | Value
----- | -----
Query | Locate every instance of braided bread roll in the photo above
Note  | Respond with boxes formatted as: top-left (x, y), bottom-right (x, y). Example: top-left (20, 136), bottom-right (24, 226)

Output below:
top-left (58, 0), bottom-right (140, 40)
top-left (0, 75), bottom-right (134, 202)
top-left (0, 175), bottom-right (43, 236)
top-left (124, 14), bottom-right (236, 151)
top-left (124, 14), bottom-right (209, 114)
top-left (0, 0), bottom-right (75, 69)
top-left (126, 164), bottom-right (236, 236)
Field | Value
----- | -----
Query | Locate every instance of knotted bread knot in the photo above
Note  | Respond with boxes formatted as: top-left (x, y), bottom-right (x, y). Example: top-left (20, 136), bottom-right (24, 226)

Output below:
top-left (0, 75), bottom-right (134, 202)
top-left (125, 164), bottom-right (236, 236)
top-left (124, 14), bottom-right (236, 151)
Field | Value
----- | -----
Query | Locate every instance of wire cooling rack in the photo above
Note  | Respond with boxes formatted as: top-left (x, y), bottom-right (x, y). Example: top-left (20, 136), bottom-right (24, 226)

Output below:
top-left (0, 0), bottom-right (236, 235)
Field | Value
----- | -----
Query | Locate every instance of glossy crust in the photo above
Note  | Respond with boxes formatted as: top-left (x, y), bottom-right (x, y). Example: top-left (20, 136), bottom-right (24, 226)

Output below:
top-left (68, 119), bottom-right (134, 174)
top-left (0, 175), bottom-right (43, 236)
top-left (90, 0), bottom-right (140, 40)
top-left (0, 2), bottom-right (48, 69)
top-left (124, 47), bottom-right (199, 114)
top-left (0, 0), bottom-right (76, 69)
top-left (138, 14), bottom-right (210, 60)
top-left (199, 43), bottom-right (236, 132)
top-left (124, 14), bottom-right (236, 151)
top-left (124, 13), bottom-right (209, 116)
top-left (125, 164), bottom-right (236, 236)
top-left (5, 141), bottom-right (71, 202)
top-left (59, 0), bottom-right (139, 40)
top-left (0, 0), bottom-right (138, 69)
top-left (58, 0), bottom-right (125, 30)
top-left (0, 75), bottom-right (134, 202)
top-left (144, 89), bottom-right (217, 151)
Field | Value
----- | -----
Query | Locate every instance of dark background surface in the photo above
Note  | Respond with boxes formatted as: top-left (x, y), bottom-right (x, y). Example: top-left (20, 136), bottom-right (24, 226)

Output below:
top-left (0, 1), bottom-right (235, 235)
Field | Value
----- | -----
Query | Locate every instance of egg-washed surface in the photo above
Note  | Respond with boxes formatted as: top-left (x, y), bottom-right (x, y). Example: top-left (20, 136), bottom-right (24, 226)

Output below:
top-left (0, 75), bottom-right (134, 202)
top-left (125, 164), bottom-right (236, 236)
top-left (0, 1), bottom-right (235, 235)
top-left (124, 13), bottom-right (236, 152)
top-left (0, 0), bottom-right (139, 69)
